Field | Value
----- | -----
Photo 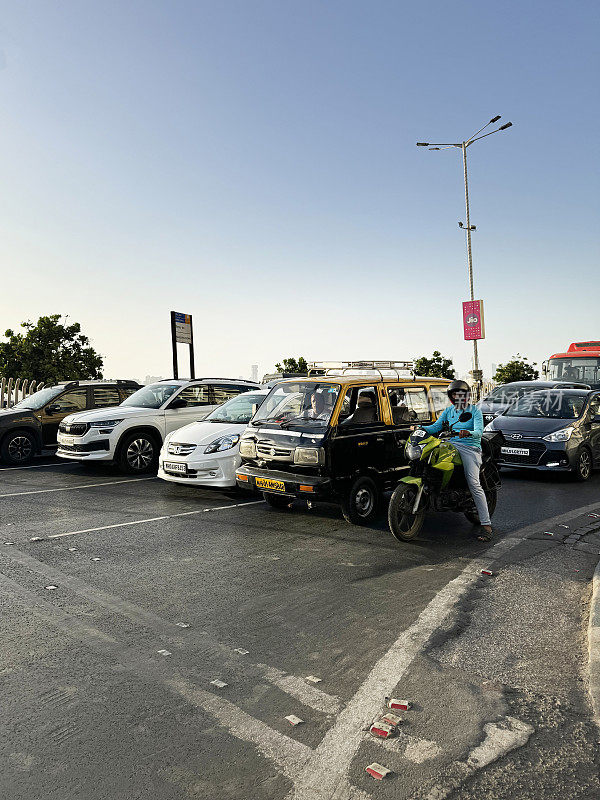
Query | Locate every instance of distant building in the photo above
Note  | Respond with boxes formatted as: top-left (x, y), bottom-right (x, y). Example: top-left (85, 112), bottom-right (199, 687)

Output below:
top-left (144, 375), bottom-right (165, 384)
top-left (251, 364), bottom-right (259, 383)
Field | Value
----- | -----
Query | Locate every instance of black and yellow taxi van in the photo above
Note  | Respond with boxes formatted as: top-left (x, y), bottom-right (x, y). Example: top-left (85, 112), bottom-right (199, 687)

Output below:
top-left (236, 361), bottom-right (451, 524)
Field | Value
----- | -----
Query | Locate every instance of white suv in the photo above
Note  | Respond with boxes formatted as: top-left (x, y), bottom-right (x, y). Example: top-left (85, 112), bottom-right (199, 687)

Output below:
top-left (56, 379), bottom-right (260, 473)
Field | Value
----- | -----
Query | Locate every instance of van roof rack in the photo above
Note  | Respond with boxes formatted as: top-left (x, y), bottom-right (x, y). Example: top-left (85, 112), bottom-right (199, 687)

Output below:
top-left (307, 360), bottom-right (415, 380)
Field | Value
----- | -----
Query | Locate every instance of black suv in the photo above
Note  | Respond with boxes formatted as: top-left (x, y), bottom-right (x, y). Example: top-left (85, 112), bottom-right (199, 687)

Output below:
top-left (0, 380), bottom-right (141, 465)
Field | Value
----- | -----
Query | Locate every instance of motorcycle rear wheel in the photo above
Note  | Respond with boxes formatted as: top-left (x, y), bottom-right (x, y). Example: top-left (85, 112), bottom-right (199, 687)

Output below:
top-left (388, 484), bottom-right (426, 542)
top-left (464, 488), bottom-right (497, 525)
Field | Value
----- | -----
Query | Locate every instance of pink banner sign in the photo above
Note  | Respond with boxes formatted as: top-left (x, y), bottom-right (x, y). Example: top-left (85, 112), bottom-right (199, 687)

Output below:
top-left (463, 300), bottom-right (485, 341)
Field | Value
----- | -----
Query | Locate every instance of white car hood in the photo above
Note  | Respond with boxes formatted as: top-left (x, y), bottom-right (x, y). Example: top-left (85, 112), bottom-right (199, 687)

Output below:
top-left (167, 420), bottom-right (245, 447)
top-left (62, 406), bottom-right (160, 424)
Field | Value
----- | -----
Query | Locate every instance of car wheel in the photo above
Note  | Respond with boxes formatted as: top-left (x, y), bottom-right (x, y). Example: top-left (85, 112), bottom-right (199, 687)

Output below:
top-left (573, 447), bottom-right (592, 482)
top-left (262, 491), bottom-right (292, 509)
top-left (341, 476), bottom-right (380, 525)
top-left (0, 430), bottom-right (36, 465)
top-left (118, 432), bottom-right (159, 474)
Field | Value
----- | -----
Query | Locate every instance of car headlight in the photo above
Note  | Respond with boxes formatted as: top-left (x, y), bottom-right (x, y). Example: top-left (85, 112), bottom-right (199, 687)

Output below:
top-left (406, 443), bottom-right (424, 461)
top-left (543, 426), bottom-right (574, 442)
top-left (204, 434), bottom-right (240, 454)
top-left (293, 447), bottom-right (324, 465)
top-left (239, 438), bottom-right (257, 458)
top-left (89, 419), bottom-right (124, 428)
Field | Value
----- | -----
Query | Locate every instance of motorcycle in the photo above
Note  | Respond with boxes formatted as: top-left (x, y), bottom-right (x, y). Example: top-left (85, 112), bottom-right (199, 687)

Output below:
top-left (387, 412), bottom-right (501, 541)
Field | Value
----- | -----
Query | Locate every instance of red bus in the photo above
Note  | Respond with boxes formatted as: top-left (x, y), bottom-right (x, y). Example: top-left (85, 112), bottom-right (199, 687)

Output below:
top-left (543, 341), bottom-right (600, 388)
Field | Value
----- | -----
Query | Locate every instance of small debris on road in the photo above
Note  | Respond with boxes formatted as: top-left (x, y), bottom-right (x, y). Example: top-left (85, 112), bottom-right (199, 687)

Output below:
top-left (210, 679), bottom-right (228, 689)
top-left (481, 569), bottom-right (493, 576)
top-left (544, 531), bottom-right (554, 536)
top-left (559, 524), bottom-right (570, 529)
top-left (91, 557), bottom-right (101, 562)
top-left (30, 537), bottom-right (45, 542)
top-left (233, 647), bottom-right (249, 655)
top-left (44, 585), bottom-right (58, 591)
top-left (365, 763), bottom-right (391, 781)
top-left (3, 541), bottom-right (15, 546)
top-left (175, 622), bottom-right (190, 628)
top-left (285, 715), bottom-right (304, 726)
top-left (386, 698), bottom-right (410, 711)
top-left (305, 675), bottom-right (322, 684)
top-left (68, 547), bottom-right (78, 551)
top-left (157, 649), bottom-right (172, 657)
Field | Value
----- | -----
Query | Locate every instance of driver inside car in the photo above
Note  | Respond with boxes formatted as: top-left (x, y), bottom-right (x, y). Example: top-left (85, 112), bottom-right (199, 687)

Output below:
top-left (415, 380), bottom-right (492, 541)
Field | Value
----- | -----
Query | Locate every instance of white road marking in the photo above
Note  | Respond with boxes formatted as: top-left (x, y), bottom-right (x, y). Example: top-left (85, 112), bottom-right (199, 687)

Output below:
top-left (259, 665), bottom-right (342, 715)
top-left (0, 477), bottom-right (155, 498)
top-left (285, 533), bottom-right (524, 800)
top-left (0, 462), bottom-right (77, 472)
top-left (45, 500), bottom-right (264, 539)
top-left (168, 676), bottom-right (312, 781)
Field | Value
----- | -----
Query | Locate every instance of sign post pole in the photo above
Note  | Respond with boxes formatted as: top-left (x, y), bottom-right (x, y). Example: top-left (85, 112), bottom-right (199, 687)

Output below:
top-left (170, 311), bottom-right (179, 379)
top-left (188, 315), bottom-right (195, 379)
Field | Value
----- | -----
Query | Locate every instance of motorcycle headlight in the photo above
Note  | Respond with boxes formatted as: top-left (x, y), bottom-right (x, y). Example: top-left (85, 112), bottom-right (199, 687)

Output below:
top-left (204, 434), bottom-right (240, 454)
top-left (406, 443), bottom-right (424, 461)
top-left (239, 438), bottom-right (257, 458)
top-left (293, 447), bottom-right (324, 465)
top-left (89, 419), bottom-right (124, 428)
top-left (543, 426), bottom-right (574, 443)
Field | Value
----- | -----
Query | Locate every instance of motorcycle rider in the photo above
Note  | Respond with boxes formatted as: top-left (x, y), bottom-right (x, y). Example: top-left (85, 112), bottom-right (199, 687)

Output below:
top-left (417, 380), bottom-right (493, 541)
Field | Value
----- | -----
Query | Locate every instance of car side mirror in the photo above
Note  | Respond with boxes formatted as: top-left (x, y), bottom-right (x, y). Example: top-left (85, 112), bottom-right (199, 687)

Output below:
top-left (167, 398), bottom-right (187, 410)
top-left (45, 404), bottom-right (61, 415)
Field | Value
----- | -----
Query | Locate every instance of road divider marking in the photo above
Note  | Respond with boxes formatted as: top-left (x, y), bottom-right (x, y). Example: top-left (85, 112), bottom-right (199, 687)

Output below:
top-left (44, 500), bottom-right (264, 539)
top-left (0, 477), bottom-right (155, 498)
top-left (259, 665), bottom-right (342, 715)
top-left (0, 462), bottom-right (78, 471)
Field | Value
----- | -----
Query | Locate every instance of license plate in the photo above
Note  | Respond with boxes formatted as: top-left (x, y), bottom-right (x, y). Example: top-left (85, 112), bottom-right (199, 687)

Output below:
top-left (164, 461), bottom-right (187, 474)
top-left (255, 477), bottom-right (286, 492)
top-left (501, 446), bottom-right (529, 456)
top-left (60, 436), bottom-right (74, 445)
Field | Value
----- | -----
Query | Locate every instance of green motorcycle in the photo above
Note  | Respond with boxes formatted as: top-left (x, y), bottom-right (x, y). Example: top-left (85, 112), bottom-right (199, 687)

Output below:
top-left (387, 413), bottom-right (501, 542)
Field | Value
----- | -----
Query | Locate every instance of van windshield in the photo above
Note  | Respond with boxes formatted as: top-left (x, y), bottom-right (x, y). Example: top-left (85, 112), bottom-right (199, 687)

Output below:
top-left (251, 382), bottom-right (341, 431)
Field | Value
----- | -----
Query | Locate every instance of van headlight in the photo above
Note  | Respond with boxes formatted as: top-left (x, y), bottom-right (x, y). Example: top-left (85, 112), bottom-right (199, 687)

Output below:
top-left (293, 447), bottom-right (324, 465)
top-left (205, 434), bottom-right (240, 454)
top-left (543, 426), bottom-right (574, 442)
top-left (239, 438), bottom-right (257, 458)
top-left (406, 443), bottom-right (424, 461)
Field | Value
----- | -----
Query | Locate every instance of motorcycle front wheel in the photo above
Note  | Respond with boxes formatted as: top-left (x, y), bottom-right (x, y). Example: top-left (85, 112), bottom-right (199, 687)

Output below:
top-left (388, 484), bottom-right (426, 542)
top-left (464, 487), bottom-right (498, 525)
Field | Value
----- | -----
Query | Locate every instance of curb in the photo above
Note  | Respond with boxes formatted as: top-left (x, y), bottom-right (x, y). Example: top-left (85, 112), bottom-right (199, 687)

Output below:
top-left (588, 558), bottom-right (600, 729)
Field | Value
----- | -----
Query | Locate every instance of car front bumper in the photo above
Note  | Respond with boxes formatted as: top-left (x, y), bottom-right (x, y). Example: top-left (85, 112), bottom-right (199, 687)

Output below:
top-left (236, 464), bottom-right (332, 499)
top-left (158, 451), bottom-right (241, 488)
top-left (497, 438), bottom-right (577, 471)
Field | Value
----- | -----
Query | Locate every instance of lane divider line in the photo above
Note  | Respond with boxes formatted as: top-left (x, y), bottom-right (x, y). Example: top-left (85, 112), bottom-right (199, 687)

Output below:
top-left (0, 477), bottom-right (156, 499)
top-left (0, 462), bottom-right (78, 472)
top-left (46, 500), bottom-right (265, 539)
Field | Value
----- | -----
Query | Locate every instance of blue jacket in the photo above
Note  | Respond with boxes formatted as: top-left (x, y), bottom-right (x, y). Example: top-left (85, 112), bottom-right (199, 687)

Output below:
top-left (421, 404), bottom-right (483, 448)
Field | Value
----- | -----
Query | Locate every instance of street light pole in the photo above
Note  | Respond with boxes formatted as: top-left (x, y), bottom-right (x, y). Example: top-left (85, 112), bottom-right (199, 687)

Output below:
top-left (416, 117), bottom-right (512, 397)
top-left (461, 141), bottom-right (479, 378)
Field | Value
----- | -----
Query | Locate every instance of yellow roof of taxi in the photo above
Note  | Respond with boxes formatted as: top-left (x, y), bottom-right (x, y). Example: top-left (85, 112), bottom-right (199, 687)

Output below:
top-left (298, 374), bottom-right (452, 386)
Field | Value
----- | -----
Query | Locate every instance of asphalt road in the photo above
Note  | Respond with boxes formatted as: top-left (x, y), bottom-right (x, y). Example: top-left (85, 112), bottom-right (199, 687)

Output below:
top-left (1, 456), bottom-right (599, 800)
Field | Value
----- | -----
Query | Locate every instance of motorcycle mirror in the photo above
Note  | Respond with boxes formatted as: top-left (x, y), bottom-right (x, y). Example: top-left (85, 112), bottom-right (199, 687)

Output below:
top-left (459, 412), bottom-right (472, 422)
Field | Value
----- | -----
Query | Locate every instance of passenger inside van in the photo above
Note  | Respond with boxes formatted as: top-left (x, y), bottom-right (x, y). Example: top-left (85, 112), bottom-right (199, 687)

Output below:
top-left (389, 389), bottom-right (415, 424)
top-left (342, 390), bottom-right (378, 425)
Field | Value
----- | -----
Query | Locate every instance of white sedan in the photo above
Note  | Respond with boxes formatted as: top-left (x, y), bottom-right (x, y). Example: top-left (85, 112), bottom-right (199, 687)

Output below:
top-left (157, 389), bottom-right (269, 488)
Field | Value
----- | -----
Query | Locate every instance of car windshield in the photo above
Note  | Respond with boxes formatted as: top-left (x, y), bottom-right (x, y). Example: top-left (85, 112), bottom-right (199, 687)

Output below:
top-left (12, 385), bottom-right (64, 410)
top-left (548, 357), bottom-right (600, 385)
top-left (251, 382), bottom-right (341, 430)
top-left (120, 383), bottom-right (181, 409)
top-left (484, 385), bottom-right (541, 404)
top-left (505, 391), bottom-right (586, 419)
top-left (206, 392), bottom-right (267, 424)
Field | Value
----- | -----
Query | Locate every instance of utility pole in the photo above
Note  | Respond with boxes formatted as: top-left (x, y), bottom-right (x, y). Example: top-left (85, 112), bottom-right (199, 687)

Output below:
top-left (417, 116), bottom-right (513, 397)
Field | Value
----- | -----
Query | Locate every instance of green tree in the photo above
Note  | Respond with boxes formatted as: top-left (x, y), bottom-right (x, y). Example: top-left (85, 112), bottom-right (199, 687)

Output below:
top-left (494, 354), bottom-right (539, 384)
top-left (0, 315), bottom-right (104, 382)
top-left (414, 351), bottom-right (456, 379)
top-left (274, 356), bottom-right (308, 374)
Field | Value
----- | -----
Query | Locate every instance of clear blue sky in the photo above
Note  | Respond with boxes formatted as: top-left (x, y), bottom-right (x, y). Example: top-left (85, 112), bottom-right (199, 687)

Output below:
top-left (1, 0), bottom-right (598, 381)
